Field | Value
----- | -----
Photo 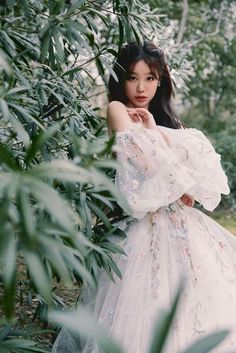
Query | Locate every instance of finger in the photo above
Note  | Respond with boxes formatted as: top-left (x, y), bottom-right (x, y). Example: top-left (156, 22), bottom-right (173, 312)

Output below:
top-left (128, 112), bottom-right (141, 122)
top-left (135, 108), bottom-right (148, 113)
top-left (130, 112), bottom-right (142, 122)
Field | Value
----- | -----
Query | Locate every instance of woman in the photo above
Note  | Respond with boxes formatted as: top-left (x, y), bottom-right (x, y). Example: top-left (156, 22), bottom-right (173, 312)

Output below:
top-left (53, 42), bottom-right (236, 353)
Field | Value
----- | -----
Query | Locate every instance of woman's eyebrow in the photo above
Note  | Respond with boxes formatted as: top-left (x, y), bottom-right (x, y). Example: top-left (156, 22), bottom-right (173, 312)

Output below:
top-left (128, 71), bottom-right (156, 75)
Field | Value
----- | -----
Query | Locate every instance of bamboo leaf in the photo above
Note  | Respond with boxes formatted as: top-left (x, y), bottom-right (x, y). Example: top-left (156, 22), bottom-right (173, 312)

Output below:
top-left (25, 124), bottom-right (59, 163)
top-left (53, 29), bottom-right (65, 63)
top-left (0, 51), bottom-right (11, 74)
top-left (148, 283), bottom-right (184, 353)
top-left (18, 188), bottom-right (35, 237)
top-left (24, 251), bottom-right (51, 302)
top-left (0, 98), bottom-right (10, 119)
top-left (106, 256), bottom-right (122, 279)
top-left (86, 200), bottom-right (111, 228)
top-left (6, 86), bottom-right (30, 96)
top-left (40, 26), bottom-right (53, 63)
top-left (90, 193), bottom-right (114, 210)
top-left (118, 17), bottom-right (124, 49)
top-left (29, 160), bottom-right (89, 184)
top-left (0, 231), bottom-right (17, 318)
top-left (181, 330), bottom-right (230, 353)
top-left (0, 325), bottom-right (12, 342)
top-left (10, 115), bottom-right (30, 146)
top-left (0, 30), bottom-right (16, 57)
top-left (8, 102), bottom-right (45, 130)
top-left (49, 308), bottom-right (124, 353)
top-left (25, 176), bottom-right (77, 232)
top-left (39, 236), bottom-right (73, 284)
top-left (0, 143), bottom-right (20, 171)
top-left (101, 241), bottom-right (126, 255)
top-left (1, 338), bottom-right (47, 352)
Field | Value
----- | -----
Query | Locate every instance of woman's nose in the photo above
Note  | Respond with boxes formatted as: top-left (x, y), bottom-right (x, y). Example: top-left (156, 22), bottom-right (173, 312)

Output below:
top-left (137, 81), bottom-right (145, 92)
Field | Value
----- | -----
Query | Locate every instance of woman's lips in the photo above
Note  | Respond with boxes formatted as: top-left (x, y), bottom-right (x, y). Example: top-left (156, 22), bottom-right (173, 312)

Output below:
top-left (135, 96), bottom-right (147, 101)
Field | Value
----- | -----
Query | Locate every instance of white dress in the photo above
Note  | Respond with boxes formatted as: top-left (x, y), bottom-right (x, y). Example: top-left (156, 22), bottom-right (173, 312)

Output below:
top-left (52, 123), bottom-right (236, 353)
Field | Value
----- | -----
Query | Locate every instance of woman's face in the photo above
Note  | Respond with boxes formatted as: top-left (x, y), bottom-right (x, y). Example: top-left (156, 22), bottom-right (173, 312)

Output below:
top-left (124, 60), bottom-right (159, 109)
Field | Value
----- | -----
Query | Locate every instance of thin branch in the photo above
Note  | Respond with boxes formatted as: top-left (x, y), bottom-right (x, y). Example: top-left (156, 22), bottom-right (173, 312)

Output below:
top-left (177, 0), bottom-right (189, 44)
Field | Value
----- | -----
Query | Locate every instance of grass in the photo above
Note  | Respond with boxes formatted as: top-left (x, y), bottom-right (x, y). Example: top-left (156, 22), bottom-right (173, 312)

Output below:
top-left (210, 210), bottom-right (236, 235)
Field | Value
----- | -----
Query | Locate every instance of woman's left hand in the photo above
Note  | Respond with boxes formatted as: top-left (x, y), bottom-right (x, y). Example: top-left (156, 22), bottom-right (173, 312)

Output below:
top-left (180, 193), bottom-right (195, 207)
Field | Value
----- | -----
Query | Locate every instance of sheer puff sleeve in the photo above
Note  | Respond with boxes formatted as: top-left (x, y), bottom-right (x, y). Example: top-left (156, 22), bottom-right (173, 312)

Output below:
top-left (114, 125), bottom-right (230, 219)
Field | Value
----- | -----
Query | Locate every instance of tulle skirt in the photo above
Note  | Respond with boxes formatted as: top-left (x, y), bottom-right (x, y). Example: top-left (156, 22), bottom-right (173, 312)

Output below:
top-left (53, 202), bottom-right (236, 353)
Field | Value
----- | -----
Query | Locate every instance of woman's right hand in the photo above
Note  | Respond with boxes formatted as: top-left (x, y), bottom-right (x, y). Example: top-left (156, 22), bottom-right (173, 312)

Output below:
top-left (126, 108), bottom-right (156, 129)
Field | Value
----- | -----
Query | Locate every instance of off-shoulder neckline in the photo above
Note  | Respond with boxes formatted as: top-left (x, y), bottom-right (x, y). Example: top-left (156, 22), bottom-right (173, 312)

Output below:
top-left (115, 122), bottom-right (198, 136)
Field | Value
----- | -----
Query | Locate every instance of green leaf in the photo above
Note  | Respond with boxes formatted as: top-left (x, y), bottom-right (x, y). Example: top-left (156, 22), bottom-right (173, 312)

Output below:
top-left (1, 233), bottom-right (16, 287)
top-left (83, 14), bottom-right (98, 34)
top-left (0, 143), bottom-right (20, 171)
top-left (62, 247), bottom-right (95, 289)
top-left (25, 124), bottom-right (59, 163)
top-left (0, 99), bottom-right (10, 119)
top-left (148, 283), bottom-right (184, 353)
top-left (25, 176), bottom-right (77, 232)
top-left (61, 65), bottom-right (82, 77)
top-left (39, 236), bottom-right (73, 284)
top-left (29, 160), bottom-right (89, 184)
top-left (37, 85), bottom-right (48, 106)
top-left (0, 30), bottom-right (16, 57)
top-left (10, 115), bottom-right (30, 146)
top-left (79, 192), bottom-right (93, 238)
top-left (8, 102), bottom-right (45, 130)
top-left (65, 0), bottom-right (87, 16)
top-left (130, 19), bottom-right (143, 45)
top-left (90, 193), bottom-right (114, 210)
top-left (86, 200), bottom-right (111, 228)
top-left (106, 256), bottom-right (122, 279)
top-left (39, 21), bottom-right (53, 39)
top-left (64, 19), bottom-right (89, 34)
top-left (0, 231), bottom-right (17, 318)
top-left (0, 338), bottom-right (47, 352)
top-left (95, 57), bottom-right (105, 76)
top-left (181, 330), bottom-right (230, 353)
top-left (118, 17), bottom-right (124, 49)
top-left (0, 51), bottom-right (11, 74)
top-left (24, 251), bottom-right (51, 302)
top-left (40, 25), bottom-right (53, 63)
top-left (18, 188), bottom-right (35, 237)
top-left (0, 325), bottom-right (12, 342)
top-left (53, 29), bottom-right (65, 63)
top-left (49, 308), bottom-right (124, 353)
top-left (6, 86), bottom-right (30, 96)
top-left (101, 241), bottom-right (126, 255)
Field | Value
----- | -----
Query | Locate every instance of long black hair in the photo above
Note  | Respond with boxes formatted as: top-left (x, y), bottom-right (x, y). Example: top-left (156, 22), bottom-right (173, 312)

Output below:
top-left (108, 41), bottom-right (182, 129)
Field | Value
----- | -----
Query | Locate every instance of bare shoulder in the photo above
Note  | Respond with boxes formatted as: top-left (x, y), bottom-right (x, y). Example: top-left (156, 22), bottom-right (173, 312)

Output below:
top-left (107, 101), bottom-right (132, 136)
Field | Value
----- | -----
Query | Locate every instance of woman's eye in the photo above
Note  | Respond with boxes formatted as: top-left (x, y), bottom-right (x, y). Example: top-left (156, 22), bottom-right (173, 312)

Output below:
top-left (127, 75), bottom-right (136, 81)
top-left (147, 76), bottom-right (155, 81)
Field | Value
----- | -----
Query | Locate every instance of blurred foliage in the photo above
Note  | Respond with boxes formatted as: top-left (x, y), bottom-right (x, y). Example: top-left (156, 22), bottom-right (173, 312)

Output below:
top-left (50, 284), bottom-right (229, 353)
top-left (0, 0), bottom-right (235, 351)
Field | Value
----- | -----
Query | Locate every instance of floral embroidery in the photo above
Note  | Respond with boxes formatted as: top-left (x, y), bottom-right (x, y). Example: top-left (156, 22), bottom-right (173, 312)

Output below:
top-left (165, 201), bottom-right (188, 238)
